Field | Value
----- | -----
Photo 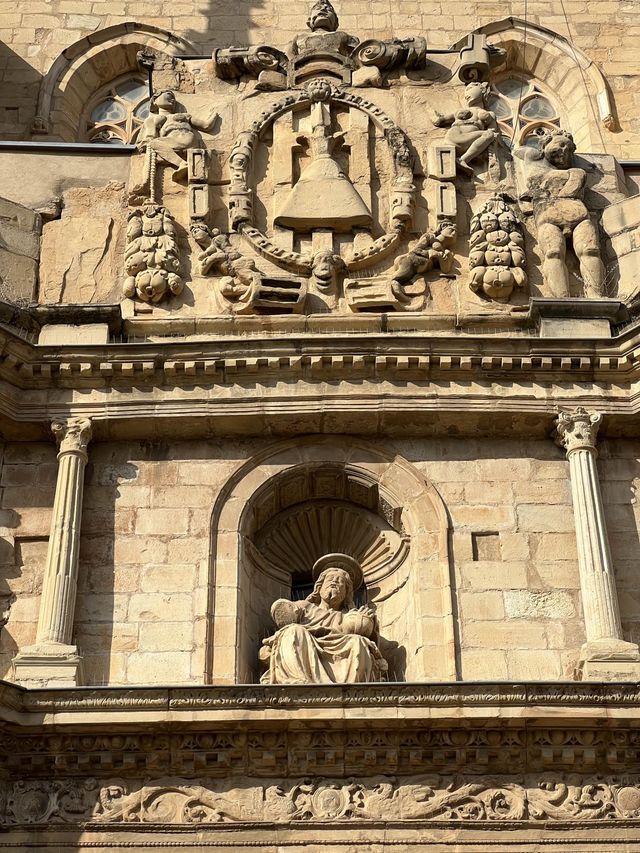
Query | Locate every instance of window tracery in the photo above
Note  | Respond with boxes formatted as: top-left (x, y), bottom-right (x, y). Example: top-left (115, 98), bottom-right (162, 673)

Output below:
top-left (487, 76), bottom-right (561, 149)
top-left (83, 75), bottom-right (151, 144)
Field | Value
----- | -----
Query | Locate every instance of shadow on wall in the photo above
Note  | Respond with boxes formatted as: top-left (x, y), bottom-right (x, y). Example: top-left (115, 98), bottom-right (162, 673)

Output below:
top-left (181, 0), bottom-right (285, 54)
top-left (0, 41), bottom-right (42, 141)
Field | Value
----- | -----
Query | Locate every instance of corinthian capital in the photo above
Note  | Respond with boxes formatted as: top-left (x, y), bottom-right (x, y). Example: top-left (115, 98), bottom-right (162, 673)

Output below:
top-left (555, 407), bottom-right (602, 455)
top-left (51, 417), bottom-right (92, 456)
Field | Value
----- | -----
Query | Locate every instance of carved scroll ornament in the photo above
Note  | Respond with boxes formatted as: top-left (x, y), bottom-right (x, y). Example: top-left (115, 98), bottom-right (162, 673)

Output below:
top-left (5, 775), bottom-right (640, 826)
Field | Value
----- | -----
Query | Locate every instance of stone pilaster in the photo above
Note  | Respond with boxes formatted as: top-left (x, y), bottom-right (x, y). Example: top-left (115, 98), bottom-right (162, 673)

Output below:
top-left (12, 417), bottom-right (92, 687)
top-left (555, 407), bottom-right (640, 680)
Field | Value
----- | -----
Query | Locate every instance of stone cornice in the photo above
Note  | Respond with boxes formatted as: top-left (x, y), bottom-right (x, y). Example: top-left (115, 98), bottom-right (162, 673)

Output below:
top-left (0, 317), bottom-right (640, 432)
top-left (3, 680), bottom-right (640, 720)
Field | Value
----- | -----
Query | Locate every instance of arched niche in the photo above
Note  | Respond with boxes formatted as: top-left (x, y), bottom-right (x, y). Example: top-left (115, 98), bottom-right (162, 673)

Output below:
top-left (33, 24), bottom-right (197, 141)
top-left (206, 437), bottom-right (455, 685)
top-left (454, 18), bottom-right (615, 152)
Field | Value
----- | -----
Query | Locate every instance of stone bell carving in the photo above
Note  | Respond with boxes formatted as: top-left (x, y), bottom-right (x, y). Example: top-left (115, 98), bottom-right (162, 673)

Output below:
top-left (260, 553), bottom-right (387, 684)
top-left (274, 81), bottom-right (372, 232)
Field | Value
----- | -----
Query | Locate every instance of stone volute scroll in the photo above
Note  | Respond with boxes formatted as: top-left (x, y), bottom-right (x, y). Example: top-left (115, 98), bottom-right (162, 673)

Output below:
top-left (515, 129), bottom-right (605, 298)
top-left (555, 408), bottom-right (640, 680)
top-left (259, 553), bottom-right (388, 684)
top-left (12, 417), bottom-right (93, 687)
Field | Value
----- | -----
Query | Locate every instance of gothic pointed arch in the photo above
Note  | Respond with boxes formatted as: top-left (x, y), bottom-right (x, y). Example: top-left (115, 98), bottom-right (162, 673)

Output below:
top-left (453, 17), bottom-right (616, 151)
top-left (206, 436), bottom-right (455, 685)
top-left (33, 23), bottom-right (197, 141)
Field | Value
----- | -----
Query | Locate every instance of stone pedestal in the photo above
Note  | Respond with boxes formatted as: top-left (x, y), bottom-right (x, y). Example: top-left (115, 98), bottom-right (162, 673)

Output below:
top-left (12, 417), bottom-right (92, 687)
top-left (555, 408), bottom-right (640, 681)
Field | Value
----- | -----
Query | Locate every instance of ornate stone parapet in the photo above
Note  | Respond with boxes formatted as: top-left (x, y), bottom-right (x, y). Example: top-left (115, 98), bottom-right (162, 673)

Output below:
top-left (12, 417), bottom-right (92, 687)
top-left (555, 408), bottom-right (640, 680)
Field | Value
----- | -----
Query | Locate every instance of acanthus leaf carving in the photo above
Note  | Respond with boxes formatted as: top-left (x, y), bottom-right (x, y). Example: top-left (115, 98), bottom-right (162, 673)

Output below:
top-left (6, 776), bottom-right (640, 826)
top-left (51, 417), bottom-right (92, 456)
top-left (555, 407), bottom-right (603, 454)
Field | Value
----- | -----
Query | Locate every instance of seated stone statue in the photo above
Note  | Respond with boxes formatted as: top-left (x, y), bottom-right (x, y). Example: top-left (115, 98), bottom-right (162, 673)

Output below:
top-left (259, 553), bottom-right (388, 684)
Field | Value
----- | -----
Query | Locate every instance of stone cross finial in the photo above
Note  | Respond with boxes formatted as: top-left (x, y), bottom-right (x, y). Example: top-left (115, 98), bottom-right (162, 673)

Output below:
top-left (555, 407), bottom-right (602, 455)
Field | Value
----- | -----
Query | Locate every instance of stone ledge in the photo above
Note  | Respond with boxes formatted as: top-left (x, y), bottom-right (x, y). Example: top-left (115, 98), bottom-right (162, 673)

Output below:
top-left (4, 680), bottom-right (640, 719)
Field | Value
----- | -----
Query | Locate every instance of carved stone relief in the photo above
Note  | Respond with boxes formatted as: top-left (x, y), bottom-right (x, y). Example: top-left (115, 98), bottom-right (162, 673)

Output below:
top-left (433, 81), bottom-right (501, 176)
top-left (113, 0), bottom-right (628, 315)
top-left (123, 204), bottom-right (183, 303)
top-left (5, 775), bottom-right (640, 826)
top-left (515, 129), bottom-right (606, 298)
top-left (468, 194), bottom-right (527, 302)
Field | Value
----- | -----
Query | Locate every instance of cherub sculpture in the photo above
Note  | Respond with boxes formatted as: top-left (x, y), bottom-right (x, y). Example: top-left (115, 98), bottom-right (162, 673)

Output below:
top-left (469, 194), bottom-right (527, 302)
top-left (260, 553), bottom-right (387, 684)
top-left (390, 220), bottom-right (456, 303)
top-left (434, 81), bottom-right (500, 174)
top-left (515, 128), bottom-right (605, 298)
top-left (138, 90), bottom-right (218, 182)
top-left (123, 205), bottom-right (183, 303)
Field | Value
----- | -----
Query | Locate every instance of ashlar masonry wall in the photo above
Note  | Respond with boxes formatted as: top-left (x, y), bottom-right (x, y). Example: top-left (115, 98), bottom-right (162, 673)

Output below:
top-left (1, 434), bottom-right (639, 686)
top-left (1, 0), bottom-right (639, 155)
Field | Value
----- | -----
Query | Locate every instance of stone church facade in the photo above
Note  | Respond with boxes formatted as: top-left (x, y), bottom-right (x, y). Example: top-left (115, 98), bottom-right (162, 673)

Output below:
top-left (1, 0), bottom-right (640, 849)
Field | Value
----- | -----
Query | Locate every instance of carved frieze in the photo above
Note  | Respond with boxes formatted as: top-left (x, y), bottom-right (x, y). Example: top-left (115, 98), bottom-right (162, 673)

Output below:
top-left (4, 775), bottom-right (640, 826)
top-left (4, 724), bottom-right (640, 781)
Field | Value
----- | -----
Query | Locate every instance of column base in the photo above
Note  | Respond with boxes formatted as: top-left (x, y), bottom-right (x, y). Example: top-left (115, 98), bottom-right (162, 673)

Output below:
top-left (12, 643), bottom-right (83, 687)
top-left (577, 638), bottom-right (640, 681)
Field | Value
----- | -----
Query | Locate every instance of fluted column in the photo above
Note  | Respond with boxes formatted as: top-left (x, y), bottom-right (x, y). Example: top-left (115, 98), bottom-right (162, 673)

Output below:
top-left (556, 408), bottom-right (640, 680)
top-left (13, 417), bottom-right (92, 687)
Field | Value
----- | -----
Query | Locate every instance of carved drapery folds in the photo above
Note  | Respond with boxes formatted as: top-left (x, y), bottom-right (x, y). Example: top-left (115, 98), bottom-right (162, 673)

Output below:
top-left (259, 554), bottom-right (388, 684)
top-left (555, 408), bottom-right (640, 680)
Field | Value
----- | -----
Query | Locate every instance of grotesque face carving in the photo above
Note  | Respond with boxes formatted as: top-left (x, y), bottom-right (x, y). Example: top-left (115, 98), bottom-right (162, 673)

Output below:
top-left (307, 0), bottom-right (339, 32)
top-left (542, 131), bottom-right (576, 169)
top-left (318, 568), bottom-right (349, 609)
top-left (311, 250), bottom-right (345, 292)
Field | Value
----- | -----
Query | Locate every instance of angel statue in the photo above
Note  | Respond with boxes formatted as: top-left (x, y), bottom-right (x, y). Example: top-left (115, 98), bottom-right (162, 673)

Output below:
top-left (259, 553), bottom-right (388, 684)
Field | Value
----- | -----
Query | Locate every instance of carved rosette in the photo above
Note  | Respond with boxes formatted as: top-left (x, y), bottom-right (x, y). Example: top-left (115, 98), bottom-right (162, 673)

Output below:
top-left (555, 408), bottom-right (603, 456)
top-left (51, 417), bottom-right (92, 459)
